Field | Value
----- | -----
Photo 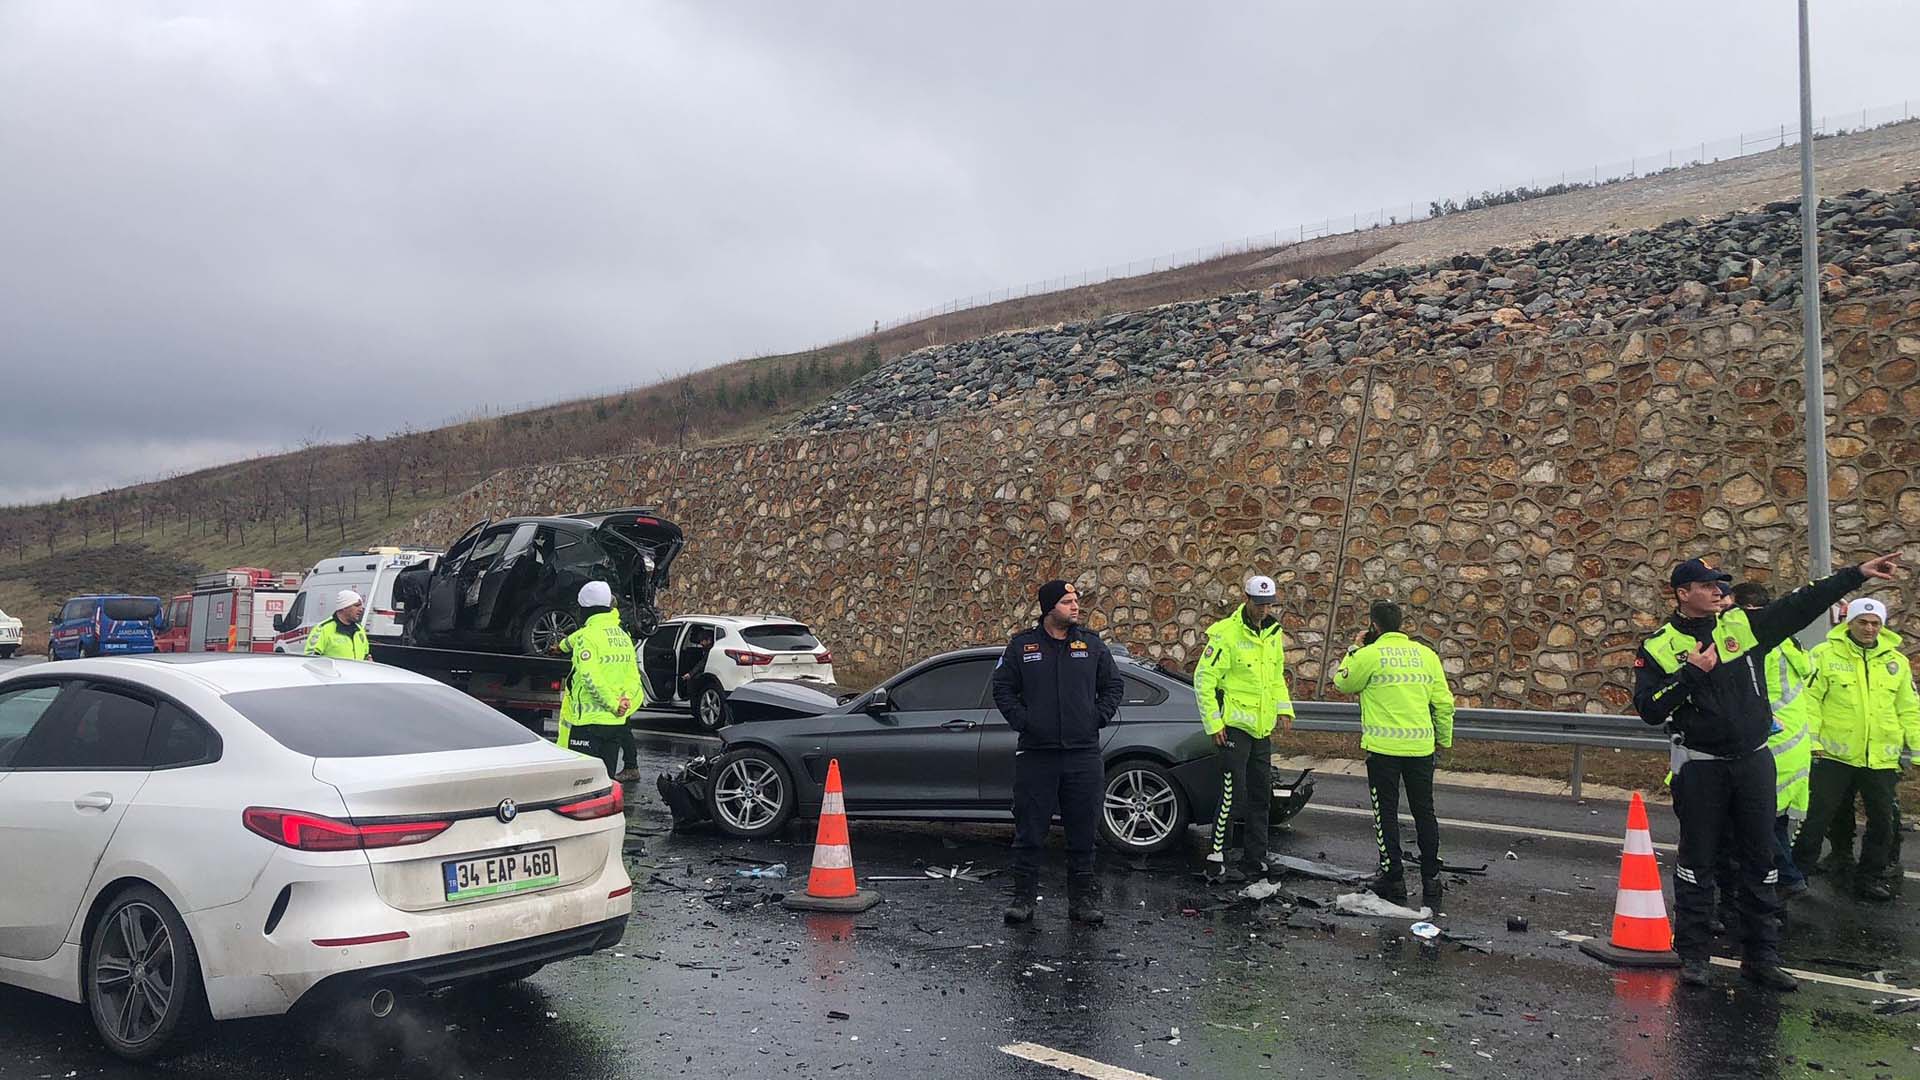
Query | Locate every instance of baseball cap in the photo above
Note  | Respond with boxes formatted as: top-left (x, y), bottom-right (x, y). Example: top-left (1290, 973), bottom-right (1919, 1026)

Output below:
top-left (1244, 574), bottom-right (1277, 601)
top-left (1669, 558), bottom-right (1732, 588)
top-left (1845, 597), bottom-right (1888, 623)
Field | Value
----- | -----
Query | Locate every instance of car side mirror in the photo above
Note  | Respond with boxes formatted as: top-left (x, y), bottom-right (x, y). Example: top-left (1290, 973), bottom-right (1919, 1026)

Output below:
top-left (864, 688), bottom-right (891, 715)
top-left (272, 613), bottom-right (289, 633)
top-left (49, 612), bottom-right (59, 624)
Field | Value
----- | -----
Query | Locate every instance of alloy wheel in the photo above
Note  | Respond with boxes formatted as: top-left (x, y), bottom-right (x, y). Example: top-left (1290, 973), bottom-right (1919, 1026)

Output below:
top-left (1104, 768), bottom-right (1179, 848)
top-left (712, 757), bottom-right (785, 832)
top-left (93, 902), bottom-right (174, 1047)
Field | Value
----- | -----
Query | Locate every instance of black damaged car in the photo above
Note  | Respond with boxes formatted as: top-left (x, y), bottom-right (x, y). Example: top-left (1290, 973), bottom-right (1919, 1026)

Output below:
top-left (396, 509), bottom-right (684, 655)
top-left (657, 645), bottom-right (1313, 856)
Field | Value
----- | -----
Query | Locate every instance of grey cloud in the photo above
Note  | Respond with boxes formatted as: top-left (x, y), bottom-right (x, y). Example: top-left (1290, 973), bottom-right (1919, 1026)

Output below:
top-left (3, 0), bottom-right (1917, 504)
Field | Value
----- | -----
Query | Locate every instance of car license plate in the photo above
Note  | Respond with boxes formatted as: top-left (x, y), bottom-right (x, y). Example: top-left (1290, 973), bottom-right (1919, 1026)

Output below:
top-left (443, 847), bottom-right (559, 901)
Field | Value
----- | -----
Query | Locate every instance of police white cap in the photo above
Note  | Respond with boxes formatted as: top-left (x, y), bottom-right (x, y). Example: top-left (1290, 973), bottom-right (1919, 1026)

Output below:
top-left (1244, 574), bottom-right (1277, 601)
top-left (1845, 597), bottom-right (1888, 623)
top-left (333, 589), bottom-right (363, 612)
top-left (577, 580), bottom-right (614, 608)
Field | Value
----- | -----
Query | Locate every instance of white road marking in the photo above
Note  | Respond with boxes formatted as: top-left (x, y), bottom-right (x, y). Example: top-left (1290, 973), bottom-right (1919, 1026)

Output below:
top-left (1000, 1043), bottom-right (1163, 1080)
top-left (1303, 803), bottom-right (1920, 881)
top-left (1554, 934), bottom-right (1920, 996)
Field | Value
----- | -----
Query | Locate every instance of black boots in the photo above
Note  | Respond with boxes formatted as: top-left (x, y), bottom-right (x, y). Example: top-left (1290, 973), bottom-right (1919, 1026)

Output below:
top-left (1006, 873), bottom-right (1104, 925)
top-left (1004, 872), bottom-right (1036, 925)
top-left (1421, 876), bottom-right (1444, 909)
top-left (1068, 873), bottom-right (1104, 926)
top-left (1368, 872), bottom-right (1408, 905)
top-left (1740, 962), bottom-right (1800, 992)
top-left (1680, 959), bottom-right (1712, 987)
top-left (1204, 861), bottom-right (1247, 885)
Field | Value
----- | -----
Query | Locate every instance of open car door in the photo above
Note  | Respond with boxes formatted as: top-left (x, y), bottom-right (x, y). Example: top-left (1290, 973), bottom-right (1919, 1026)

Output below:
top-left (423, 518), bottom-right (490, 636)
top-left (471, 523), bottom-right (538, 631)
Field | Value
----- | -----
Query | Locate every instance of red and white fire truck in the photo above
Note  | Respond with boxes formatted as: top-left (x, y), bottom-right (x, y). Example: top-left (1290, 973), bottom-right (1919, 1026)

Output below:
top-left (173, 568), bottom-right (302, 653)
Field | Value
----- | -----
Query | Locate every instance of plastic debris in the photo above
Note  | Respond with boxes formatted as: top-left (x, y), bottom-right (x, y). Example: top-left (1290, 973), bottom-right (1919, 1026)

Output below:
top-left (827, 1010), bottom-right (851, 1021)
top-left (1240, 879), bottom-right (1291, 902)
top-left (1504, 851), bottom-right (1519, 861)
top-left (1874, 997), bottom-right (1920, 1015)
top-left (1333, 892), bottom-right (1433, 920)
top-left (736, 863), bottom-right (787, 879)
top-left (1507, 916), bottom-right (1530, 932)
top-left (1410, 921), bottom-right (1442, 940)
top-left (1268, 854), bottom-right (1371, 883)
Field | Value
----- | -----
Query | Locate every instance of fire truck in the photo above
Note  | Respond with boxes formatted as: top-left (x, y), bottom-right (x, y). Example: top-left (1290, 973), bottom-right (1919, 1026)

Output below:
top-left (180, 568), bottom-right (302, 653)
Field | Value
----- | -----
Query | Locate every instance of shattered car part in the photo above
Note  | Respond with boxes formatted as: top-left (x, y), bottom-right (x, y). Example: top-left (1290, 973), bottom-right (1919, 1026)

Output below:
top-left (657, 755), bottom-right (714, 828)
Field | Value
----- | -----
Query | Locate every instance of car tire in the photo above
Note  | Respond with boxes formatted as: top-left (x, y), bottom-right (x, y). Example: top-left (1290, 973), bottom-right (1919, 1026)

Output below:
top-left (1099, 760), bottom-right (1190, 856)
top-left (84, 884), bottom-right (208, 1062)
top-left (705, 747), bottom-right (796, 840)
top-left (0, 646), bottom-right (14, 659)
top-left (519, 607), bottom-right (578, 656)
top-left (694, 680), bottom-right (730, 732)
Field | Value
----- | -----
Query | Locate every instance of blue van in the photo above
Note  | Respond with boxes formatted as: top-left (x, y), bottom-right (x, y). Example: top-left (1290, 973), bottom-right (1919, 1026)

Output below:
top-left (47, 595), bottom-right (167, 660)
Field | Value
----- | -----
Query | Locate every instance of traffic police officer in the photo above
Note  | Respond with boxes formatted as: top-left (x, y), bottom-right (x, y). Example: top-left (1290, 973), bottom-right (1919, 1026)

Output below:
top-left (1634, 554), bottom-right (1898, 990)
top-left (991, 579), bottom-right (1124, 926)
top-left (1331, 600), bottom-right (1455, 908)
top-left (305, 589), bottom-right (371, 660)
top-left (1193, 573), bottom-right (1296, 883)
top-left (556, 581), bottom-right (643, 781)
top-left (1796, 597), bottom-right (1920, 901)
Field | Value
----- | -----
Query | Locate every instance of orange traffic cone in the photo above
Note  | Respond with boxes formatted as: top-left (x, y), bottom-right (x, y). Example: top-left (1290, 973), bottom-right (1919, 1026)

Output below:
top-left (782, 759), bottom-right (880, 913)
top-left (1580, 791), bottom-right (1681, 968)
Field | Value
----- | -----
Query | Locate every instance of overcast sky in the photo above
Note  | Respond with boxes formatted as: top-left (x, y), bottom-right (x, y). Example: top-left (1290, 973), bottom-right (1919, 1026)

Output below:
top-left (3, 1), bottom-right (1918, 505)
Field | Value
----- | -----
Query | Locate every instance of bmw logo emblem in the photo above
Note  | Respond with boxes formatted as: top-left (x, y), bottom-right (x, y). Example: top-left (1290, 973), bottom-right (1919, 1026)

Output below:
top-left (496, 799), bottom-right (518, 824)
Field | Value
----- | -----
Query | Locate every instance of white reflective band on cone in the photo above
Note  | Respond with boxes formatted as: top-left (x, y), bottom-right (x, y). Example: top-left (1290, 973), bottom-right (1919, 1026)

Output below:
top-left (822, 791), bottom-right (845, 815)
top-left (1614, 888), bottom-right (1669, 920)
top-left (1624, 831), bottom-right (1656, 856)
top-left (811, 846), bottom-right (854, 870)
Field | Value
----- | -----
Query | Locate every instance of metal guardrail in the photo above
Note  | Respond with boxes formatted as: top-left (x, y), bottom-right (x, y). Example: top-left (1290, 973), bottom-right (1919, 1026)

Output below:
top-left (1289, 701), bottom-right (1664, 801)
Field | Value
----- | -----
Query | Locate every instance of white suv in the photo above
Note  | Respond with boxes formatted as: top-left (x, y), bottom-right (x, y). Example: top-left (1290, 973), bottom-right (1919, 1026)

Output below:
top-left (639, 616), bottom-right (833, 731)
top-left (0, 607), bottom-right (22, 659)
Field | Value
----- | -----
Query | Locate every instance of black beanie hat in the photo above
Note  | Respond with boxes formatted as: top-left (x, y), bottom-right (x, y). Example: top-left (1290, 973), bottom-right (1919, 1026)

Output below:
top-left (1038, 579), bottom-right (1077, 615)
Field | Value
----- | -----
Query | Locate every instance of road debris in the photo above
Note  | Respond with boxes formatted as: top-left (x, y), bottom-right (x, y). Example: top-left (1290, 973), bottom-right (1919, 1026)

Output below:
top-left (1507, 916), bottom-right (1529, 932)
top-left (1268, 854), bottom-right (1371, 883)
top-left (1333, 892), bottom-right (1433, 920)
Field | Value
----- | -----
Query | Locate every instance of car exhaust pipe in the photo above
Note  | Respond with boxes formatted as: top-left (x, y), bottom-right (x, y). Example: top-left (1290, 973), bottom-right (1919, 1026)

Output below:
top-left (369, 988), bottom-right (396, 1019)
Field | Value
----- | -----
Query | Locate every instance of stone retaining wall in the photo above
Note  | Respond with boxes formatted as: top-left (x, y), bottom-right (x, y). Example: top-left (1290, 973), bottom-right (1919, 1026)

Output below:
top-left (403, 291), bottom-right (1920, 710)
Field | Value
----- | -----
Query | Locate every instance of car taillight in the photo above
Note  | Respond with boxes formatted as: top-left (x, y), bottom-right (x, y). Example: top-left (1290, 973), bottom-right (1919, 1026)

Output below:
top-left (724, 648), bottom-right (772, 666)
top-left (815, 650), bottom-right (833, 664)
top-left (374, 608), bottom-right (400, 619)
top-left (555, 786), bottom-right (623, 821)
top-left (547, 679), bottom-right (564, 691)
top-left (243, 808), bottom-right (451, 851)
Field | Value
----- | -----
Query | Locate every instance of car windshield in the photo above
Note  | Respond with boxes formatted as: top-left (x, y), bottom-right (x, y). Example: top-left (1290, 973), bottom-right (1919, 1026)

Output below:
top-left (222, 682), bottom-right (542, 757)
top-left (741, 624), bottom-right (820, 651)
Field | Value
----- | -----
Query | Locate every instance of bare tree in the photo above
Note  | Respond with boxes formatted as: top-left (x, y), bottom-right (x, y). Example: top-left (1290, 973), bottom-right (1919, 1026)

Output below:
top-left (373, 428), bottom-right (407, 517)
top-left (105, 490), bottom-right (126, 544)
top-left (41, 498), bottom-right (64, 554)
top-left (330, 483), bottom-right (350, 542)
top-left (295, 435), bottom-right (321, 542)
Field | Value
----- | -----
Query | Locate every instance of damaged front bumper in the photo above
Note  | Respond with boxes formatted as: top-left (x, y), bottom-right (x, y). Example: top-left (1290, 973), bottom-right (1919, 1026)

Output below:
top-left (656, 755), bottom-right (714, 828)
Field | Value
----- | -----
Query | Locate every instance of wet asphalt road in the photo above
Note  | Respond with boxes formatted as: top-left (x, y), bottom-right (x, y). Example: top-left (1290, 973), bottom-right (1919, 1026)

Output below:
top-left (3, 725), bottom-right (1920, 1079)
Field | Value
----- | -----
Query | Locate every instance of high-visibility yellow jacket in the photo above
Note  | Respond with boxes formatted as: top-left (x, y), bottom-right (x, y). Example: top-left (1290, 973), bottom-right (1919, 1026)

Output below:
top-left (555, 610), bottom-right (643, 749)
top-left (1194, 606), bottom-right (1294, 738)
top-left (1807, 625), bottom-right (1920, 771)
top-left (1332, 632), bottom-right (1455, 757)
top-left (1763, 636), bottom-right (1814, 814)
top-left (304, 617), bottom-right (369, 661)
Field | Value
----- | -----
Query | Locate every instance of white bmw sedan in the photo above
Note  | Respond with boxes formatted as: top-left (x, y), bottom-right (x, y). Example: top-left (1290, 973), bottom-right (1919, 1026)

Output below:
top-left (0, 654), bottom-right (632, 1061)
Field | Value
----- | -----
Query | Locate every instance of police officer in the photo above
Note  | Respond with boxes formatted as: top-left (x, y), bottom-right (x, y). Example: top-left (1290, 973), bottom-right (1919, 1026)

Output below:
top-left (1331, 600), bottom-right (1455, 908)
top-left (1634, 554), bottom-right (1900, 990)
top-left (556, 581), bottom-right (643, 782)
top-left (991, 579), bottom-right (1123, 926)
top-left (1795, 597), bottom-right (1920, 902)
top-left (305, 589), bottom-right (371, 660)
top-left (1729, 582), bottom-right (1815, 901)
top-left (1193, 573), bottom-right (1296, 884)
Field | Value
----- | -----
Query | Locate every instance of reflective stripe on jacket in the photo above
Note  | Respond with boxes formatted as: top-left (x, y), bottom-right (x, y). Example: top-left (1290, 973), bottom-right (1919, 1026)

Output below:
top-left (1192, 606), bottom-right (1294, 739)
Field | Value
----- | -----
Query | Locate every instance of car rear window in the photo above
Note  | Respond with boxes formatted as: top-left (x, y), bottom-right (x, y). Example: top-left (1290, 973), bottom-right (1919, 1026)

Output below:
top-left (104, 598), bottom-right (161, 622)
top-left (740, 624), bottom-right (821, 651)
top-left (222, 683), bottom-right (541, 757)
